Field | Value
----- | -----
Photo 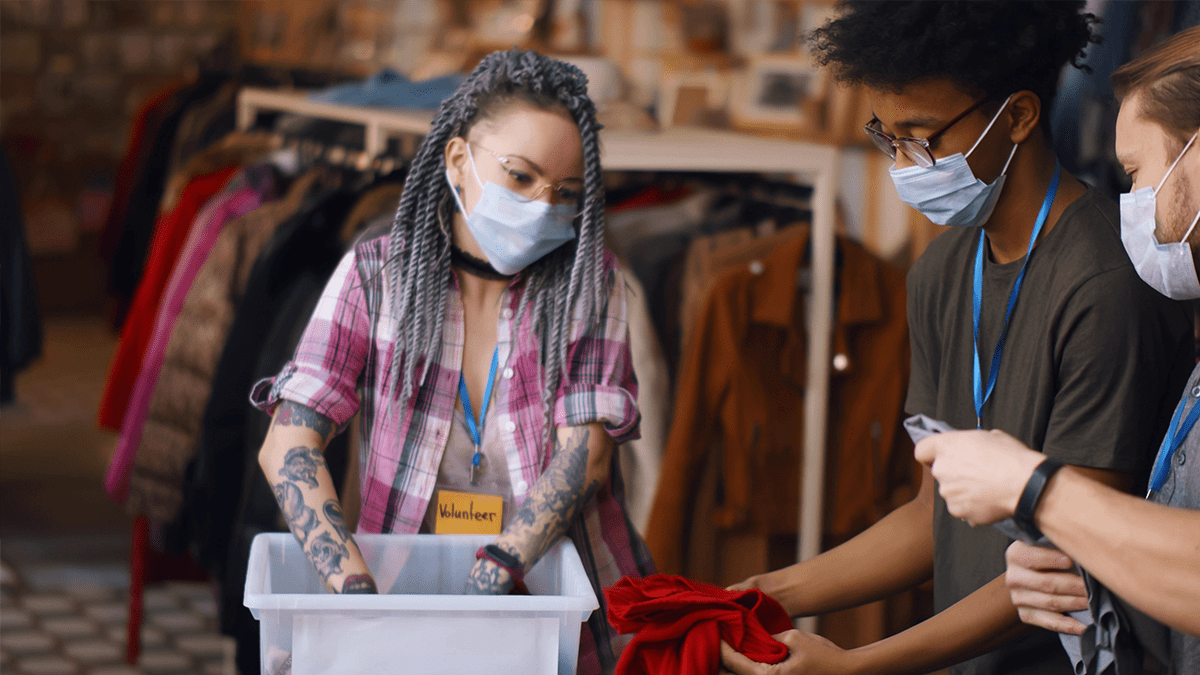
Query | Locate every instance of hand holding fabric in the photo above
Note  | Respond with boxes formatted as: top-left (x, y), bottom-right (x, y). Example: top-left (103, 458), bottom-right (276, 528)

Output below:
top-left (606, 574), bottom-right (793, 675)
top-left (726, 576), bottom-right (758, 593)
top-left (1004, 540), bottom-right (1089, 636)
top-left (719, 630), bottom-right (856, 675)
top-left (914, 428), bottom-right (1044, 525)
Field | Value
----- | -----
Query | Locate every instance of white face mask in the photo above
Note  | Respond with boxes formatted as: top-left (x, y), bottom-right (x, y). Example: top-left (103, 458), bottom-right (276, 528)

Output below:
top-left (1120, 132), bottom-right (1200, 300)
top-left (889, 95), bottom-right (1018, 227)
top-left (446, 145), bottom-right (577, 276)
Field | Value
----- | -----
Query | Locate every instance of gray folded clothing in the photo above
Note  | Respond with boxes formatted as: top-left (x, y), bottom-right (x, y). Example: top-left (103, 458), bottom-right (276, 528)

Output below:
top-left (901, 414), bottom-right (1153, 675)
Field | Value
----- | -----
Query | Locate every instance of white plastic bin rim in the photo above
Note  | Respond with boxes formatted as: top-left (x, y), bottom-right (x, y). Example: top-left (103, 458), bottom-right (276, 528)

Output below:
top-left (244, 533), bottom-right (599, 615)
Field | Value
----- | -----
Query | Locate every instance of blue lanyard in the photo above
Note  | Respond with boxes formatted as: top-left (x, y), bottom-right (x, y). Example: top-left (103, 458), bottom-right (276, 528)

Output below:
top-left (1147, 391), bottom-right (1200, 497)
top-left (972, 161), bottom-right (1061, 429)
top-left (458, 347), bottom-right (499, 478)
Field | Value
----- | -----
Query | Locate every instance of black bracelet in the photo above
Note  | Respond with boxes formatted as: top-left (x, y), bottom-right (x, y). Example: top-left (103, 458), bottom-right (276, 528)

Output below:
top-left (1014, 458), bottom-right (1064, 541)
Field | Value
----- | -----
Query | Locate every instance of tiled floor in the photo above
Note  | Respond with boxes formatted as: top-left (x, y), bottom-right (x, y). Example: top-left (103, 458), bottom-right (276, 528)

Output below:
top-left (1, 564), bottom-right (234, 675)
top-left (1, 317), bottom-right (239, 675)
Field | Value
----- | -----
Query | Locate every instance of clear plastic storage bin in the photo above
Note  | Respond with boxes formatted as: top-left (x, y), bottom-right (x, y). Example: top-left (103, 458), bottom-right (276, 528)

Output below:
top-left (244, 533), bottom-right (598, 675)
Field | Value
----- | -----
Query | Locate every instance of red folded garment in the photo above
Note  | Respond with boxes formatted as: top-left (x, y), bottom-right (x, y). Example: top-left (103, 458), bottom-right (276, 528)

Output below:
top-left (606, 574), bottom-right (793, 675)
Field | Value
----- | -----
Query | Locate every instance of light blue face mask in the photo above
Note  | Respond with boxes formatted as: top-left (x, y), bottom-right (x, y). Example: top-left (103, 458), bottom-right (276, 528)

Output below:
top-left (446, 145), bottom-right (577, 275)
top-left (1120, 132), bottom-right (1200, 300)
top-left (889, 94), bottom-right (1018, 227)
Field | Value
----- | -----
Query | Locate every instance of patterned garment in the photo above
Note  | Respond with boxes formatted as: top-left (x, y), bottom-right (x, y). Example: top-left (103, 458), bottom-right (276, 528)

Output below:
top-left (251, 233), bottom-right (655, 674)
top-left (108, 165), bottom-right (276, 507)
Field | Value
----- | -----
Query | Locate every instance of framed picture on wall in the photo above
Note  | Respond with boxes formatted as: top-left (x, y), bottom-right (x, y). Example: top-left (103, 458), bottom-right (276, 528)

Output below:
top-left (658, 70), bottom-right (732, 129)
top-left (727, 0), bottom-right (840, 57)
top-left (730, 55), bottom-right (827, 133)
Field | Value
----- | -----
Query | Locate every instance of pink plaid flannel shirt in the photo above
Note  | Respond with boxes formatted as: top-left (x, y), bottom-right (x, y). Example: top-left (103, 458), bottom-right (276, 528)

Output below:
top-left (251, 234), bottom-right (655, 673)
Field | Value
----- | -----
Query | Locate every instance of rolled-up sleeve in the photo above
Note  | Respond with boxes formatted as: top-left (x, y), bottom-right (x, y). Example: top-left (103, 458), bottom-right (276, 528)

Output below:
top-left (553, 264), bottom-right (641, 444)
top-left (249, 249), bottom-right (371, 427)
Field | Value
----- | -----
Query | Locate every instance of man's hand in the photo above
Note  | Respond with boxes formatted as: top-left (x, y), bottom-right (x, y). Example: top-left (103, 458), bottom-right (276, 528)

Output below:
top-left (718, 631), bottom-right (855, 675)
top-left (1004, 541), bottom-right (1089, 635)
top-left (914, 429), bottom-right (1044, 525)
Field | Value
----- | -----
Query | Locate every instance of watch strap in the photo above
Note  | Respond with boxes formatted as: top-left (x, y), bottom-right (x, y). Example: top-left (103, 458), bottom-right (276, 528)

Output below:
top-left (1014, 458), bottom-right (1064, 540)
top-left (476, 544), bottom-right (525, 584)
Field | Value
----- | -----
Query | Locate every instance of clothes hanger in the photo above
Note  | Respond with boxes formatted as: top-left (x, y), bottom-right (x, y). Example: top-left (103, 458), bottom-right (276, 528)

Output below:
top-left (265, 144), bottom-right (301, 178)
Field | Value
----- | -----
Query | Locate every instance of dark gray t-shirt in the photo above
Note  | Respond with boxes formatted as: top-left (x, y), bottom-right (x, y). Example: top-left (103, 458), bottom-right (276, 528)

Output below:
top-left (906, 188), bottom-right (1193, 675)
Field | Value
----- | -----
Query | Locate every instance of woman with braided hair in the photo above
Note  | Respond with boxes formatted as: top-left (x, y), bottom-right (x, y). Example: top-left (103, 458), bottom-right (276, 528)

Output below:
top-left (252, 48), bottom-right (653, 672)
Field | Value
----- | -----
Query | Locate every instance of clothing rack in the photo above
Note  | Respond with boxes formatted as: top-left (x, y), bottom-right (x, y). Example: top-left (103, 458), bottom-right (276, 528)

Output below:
top-left (235, 87), bottom-right (841, 632)
top-left (237, 87), bottom-right (433, 158)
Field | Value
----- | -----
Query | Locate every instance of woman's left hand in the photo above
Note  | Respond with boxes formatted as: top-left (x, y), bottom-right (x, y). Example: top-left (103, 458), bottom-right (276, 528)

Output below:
top-left (463, 423), bottom-right (610, 595)
top-left (463, 557), bottom-right (514, 595)
top-left (718, 631), bottom-right (856, 675)
top-left (914, 428), bottom-right (1045, 525)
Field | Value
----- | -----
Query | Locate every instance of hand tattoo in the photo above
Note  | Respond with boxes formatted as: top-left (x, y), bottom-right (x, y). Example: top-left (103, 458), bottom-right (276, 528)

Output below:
top-left (342, 574), bottom-right (378, 594)
top-left (274, 482), bottom-right (318, 543)
top-left (324, 500), bottom-right (350, 542)
top-left (309, 532), bottom-right (348, 580)
top-left (274, 401), bottom-right (334, 439)
top-left (464, 559), bottom-right (510, 595)
top-left (279, 446), bottom-right (321, 488)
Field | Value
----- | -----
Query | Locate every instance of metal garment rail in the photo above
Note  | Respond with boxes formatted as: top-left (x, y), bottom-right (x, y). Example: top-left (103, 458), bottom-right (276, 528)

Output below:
top-left (236, 87), bottom-right (841, 633)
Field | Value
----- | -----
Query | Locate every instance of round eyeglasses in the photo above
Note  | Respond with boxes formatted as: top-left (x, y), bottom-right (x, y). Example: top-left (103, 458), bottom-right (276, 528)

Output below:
top-left (863, 98), bottom-right (990, 168)
top-left (470, 142), bottom-right (587, 216)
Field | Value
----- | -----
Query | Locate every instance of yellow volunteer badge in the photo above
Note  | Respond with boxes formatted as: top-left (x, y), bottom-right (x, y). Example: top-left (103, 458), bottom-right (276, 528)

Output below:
top-left (433, 490), bottom-right (504, 535)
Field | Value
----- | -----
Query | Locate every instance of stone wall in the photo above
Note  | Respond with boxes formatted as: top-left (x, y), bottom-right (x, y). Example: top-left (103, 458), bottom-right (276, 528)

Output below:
top-left (1, 0), bottom-right (238, 257)
top-left (1, 0), bottom-right (238, 313)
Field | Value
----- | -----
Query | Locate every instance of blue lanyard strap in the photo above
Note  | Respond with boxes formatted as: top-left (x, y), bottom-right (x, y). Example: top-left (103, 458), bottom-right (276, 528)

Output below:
top-left (1148, 391), bottom-right (1200, 496)
top-left (972, 160), bottom-right (1061, 429)
top-left (459, 347), bottom-right (500, 471)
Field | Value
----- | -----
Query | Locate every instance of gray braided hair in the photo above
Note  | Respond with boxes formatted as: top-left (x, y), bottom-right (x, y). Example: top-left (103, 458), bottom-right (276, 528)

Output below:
top-left (385, 48), bottom-right (610, 454)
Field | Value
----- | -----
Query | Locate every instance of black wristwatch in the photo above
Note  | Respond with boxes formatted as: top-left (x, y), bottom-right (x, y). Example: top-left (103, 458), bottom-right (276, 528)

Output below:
top-left (1013, 458), bottom-right (1064, 541)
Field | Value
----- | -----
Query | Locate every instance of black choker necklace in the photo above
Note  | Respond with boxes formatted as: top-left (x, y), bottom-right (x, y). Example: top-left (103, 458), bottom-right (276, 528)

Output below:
top-left (451, 245), bottom-right (514, 281)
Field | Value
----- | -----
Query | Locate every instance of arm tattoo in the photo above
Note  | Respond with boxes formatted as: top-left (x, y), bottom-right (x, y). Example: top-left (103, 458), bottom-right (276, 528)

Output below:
top-left (274, 401), bottom-right (334, 439)
top-left (324, 500), bottom-right (351, 542)
top-left (463, 427), bottom-right (601, 595)
top-left (341, 574), bottom-right (378, 594)
top-left (279, 446), bottom-right (321, 488)
top-left (309, 532), bottom-right (348, 580)
top-left (274, 482), bottom-right (318, 544)
top-left (511, 427), bottom-right (599, 534)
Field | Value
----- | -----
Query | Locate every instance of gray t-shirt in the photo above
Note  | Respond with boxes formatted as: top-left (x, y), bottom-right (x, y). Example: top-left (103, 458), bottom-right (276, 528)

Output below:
top-left (1145, 361), bottom-right (1200, 674)
top-left (906, 187), bottom-right (1193, 675)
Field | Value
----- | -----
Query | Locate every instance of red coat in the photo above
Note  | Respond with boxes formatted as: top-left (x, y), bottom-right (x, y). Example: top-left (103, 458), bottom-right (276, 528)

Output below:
top-left (98, 167), bottom-right (237, 431)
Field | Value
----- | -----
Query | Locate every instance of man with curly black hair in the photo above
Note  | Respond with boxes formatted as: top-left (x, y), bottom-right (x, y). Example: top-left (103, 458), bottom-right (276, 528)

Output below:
top-left (723, 3), bottom-right (1194, 675)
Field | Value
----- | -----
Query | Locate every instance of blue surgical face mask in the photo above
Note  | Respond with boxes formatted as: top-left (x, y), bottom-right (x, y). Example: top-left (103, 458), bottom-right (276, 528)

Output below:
top-left (889, 94), bottom-right (1018, 227)
top-left (1120, 132), bottom-right (1200, 300)
top-left (446, 145), bottom-right (577, 275)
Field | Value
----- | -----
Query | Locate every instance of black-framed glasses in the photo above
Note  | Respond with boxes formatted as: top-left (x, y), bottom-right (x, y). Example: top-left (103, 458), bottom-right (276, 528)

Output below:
top-left (469, 142), bottom-right (587, 216)
top-left (863, 98), bottom-right (990, 168)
